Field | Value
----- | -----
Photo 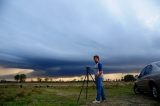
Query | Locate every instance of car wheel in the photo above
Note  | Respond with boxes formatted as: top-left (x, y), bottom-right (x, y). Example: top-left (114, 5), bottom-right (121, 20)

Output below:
top-left (151, 85), bottom-right (160, 99)
top-left (134, 84), bottom-right (140, 94)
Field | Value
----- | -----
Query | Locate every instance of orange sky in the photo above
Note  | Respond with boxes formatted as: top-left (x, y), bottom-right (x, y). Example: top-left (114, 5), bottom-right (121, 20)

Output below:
top-left (0, 67), bottom-right (34, 76)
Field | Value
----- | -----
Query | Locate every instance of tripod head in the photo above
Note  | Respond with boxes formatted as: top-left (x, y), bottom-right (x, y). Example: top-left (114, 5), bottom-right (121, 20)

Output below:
top-left (85, 66), bottom-right (97, 71)
top-left (85, 66), bottom-right (91, 71)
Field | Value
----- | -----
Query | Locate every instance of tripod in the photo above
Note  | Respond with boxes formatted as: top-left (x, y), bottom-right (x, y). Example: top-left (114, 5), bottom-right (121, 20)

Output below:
top-left (76, 67), bottom-right (96, 105)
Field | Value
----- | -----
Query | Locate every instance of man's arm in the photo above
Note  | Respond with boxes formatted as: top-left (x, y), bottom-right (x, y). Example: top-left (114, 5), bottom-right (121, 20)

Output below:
top-left (96, 63), bottom-right (103, 77)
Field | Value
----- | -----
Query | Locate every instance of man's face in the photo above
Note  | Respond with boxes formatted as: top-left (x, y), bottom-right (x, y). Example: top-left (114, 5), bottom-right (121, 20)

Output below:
top-left (94, 57), bottom-right (99, 63)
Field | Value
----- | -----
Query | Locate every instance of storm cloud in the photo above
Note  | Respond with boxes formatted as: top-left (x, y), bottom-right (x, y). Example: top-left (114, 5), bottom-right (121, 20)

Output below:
top-left (0, 0), bottom-right (160, 77)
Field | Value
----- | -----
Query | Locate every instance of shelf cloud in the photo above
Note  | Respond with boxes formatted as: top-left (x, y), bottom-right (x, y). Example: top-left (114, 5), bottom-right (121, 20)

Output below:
top-left (0, 0), bottom-right (160, 77)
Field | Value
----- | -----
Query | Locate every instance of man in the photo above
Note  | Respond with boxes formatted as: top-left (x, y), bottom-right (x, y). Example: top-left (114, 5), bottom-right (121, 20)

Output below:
top-left (92, 55), bottom-right (106, 103)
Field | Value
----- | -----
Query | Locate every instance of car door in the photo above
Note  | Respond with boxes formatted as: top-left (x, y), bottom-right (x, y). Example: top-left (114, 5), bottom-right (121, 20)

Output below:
top-left (153, 63), bottom-right (160, 89)
top-left (137, 65), bottom-right (152, 91)
top-left (136, 66), bottom-right (146, 90)
top-left (140, 65), bottom-right (153, 91)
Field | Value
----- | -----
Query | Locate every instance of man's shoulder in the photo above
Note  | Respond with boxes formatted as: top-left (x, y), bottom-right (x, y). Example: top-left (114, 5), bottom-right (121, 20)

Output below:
top-left (97, 62), bottom-right (103, 69)
top-left (98, 62), bottom-right (102, 66)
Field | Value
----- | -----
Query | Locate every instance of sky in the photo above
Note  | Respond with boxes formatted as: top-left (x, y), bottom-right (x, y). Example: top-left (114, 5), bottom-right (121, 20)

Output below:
top-left (0, 0), bottom-right (160, 78)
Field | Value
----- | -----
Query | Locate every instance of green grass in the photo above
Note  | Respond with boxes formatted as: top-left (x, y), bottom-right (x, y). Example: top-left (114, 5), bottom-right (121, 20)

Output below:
top-left (0, 87), bottom-right (77, 106)
top-left (0, 82), bottom-right (159, 106)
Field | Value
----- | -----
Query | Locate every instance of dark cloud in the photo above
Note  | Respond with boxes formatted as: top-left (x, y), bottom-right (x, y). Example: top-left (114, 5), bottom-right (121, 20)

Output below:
top-left (0, 0), bottom-right (160, 77)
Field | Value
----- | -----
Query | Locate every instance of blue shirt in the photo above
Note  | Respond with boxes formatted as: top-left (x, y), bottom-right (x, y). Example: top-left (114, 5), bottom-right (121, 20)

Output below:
top-left (97, 63), bottom-right (102, 71)
top-left (94, 62), bottom-right (103, 77)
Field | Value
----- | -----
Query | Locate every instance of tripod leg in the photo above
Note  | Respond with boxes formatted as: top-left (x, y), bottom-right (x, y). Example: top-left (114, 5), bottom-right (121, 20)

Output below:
top-left (86, 71), bottom-right (89, 100)
top-left (88, 72), bottom-right (96, 84)
top-left (77, 75), bottom-right (87, 105)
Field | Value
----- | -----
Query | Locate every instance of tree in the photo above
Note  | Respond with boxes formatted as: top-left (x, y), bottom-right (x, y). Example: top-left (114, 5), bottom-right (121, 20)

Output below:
top-left (14, 74), bottom-right (20, 82)
top-left (37, 77), bottom-right (42, 82)
top-left (14, 74), bottom-right (27, 82)
top-left (1, 79), bottom-right (6, 83)
top-left (124, 75), bottom-right (136, 82)
top-left (19, 74), bottom-right (27, 82)
top-left (44, 77), bottom-right (49, 82)
top-left (72, 79), bottom-right (77, 82)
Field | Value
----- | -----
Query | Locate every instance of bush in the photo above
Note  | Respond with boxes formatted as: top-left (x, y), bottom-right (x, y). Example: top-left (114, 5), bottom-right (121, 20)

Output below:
top-left (0, 80), bottom-right (6, 83)
top-left (124, 75), bottom-right (136, 82)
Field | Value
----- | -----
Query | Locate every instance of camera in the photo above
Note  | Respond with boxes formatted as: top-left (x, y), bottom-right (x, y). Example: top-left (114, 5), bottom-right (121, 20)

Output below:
top-left (86, 66), bottom-right (91, 71)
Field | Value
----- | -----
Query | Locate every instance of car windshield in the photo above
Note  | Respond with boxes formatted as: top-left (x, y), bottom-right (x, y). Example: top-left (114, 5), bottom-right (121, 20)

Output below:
top-left (138, 65), bottom-right (152, 78)
top-left (143, 65), bottom-right (152, 75)
top-left (138, 67), bottom-right (146, 78)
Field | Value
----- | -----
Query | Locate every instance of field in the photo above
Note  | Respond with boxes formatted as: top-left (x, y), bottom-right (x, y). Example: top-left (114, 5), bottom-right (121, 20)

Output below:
top-left (0, 81), bottom-right (160, 106)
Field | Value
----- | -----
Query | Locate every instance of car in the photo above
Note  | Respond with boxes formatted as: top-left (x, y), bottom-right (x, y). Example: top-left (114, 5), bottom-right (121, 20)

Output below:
top-left (133, 61), bottom-right (160, 100)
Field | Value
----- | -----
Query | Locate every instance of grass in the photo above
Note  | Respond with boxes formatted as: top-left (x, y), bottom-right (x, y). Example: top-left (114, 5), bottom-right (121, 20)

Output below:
top-left (0, 82), bottom-right (159, 106)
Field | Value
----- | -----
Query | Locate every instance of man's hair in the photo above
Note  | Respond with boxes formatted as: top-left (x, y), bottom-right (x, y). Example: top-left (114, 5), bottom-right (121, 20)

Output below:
top-left (93, 55), bottom-right (100, 60)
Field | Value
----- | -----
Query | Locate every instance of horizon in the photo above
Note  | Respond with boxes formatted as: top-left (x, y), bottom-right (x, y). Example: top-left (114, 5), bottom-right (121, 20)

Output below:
top-left (0, 72), bottom-right (140, 82)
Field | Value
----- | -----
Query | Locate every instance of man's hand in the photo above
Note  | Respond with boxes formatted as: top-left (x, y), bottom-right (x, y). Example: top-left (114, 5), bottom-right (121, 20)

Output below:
top-left (95, 74), bottom-right (100, 79)
top-left (95, 70), bottom-right (102, 79)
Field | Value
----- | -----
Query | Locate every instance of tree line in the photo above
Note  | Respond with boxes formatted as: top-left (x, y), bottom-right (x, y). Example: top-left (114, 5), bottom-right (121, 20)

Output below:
top-left (12, 74), bottom-right (136, 82)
